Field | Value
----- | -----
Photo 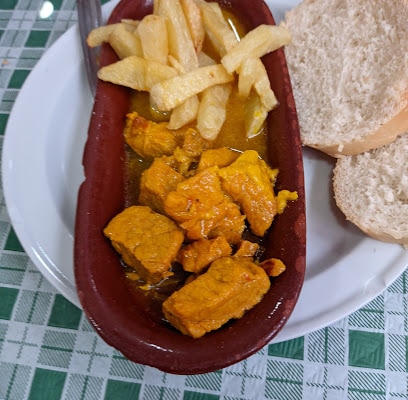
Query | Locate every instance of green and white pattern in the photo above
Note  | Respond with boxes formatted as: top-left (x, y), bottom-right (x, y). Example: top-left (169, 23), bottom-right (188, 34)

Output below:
top-left (1, 1), bottom-right (408, 399)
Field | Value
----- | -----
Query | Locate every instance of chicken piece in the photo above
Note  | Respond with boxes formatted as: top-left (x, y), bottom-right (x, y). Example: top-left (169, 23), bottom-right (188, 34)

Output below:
top-left (162, 256), bottom-right (271, 338)
top-left (124, 112), bottom-right (178, 159)
top-left (197, 147), bottom-right (240, 172)
top-left (219, 150), bottom-right (278, 237)
top-left (104, 205), bottom-right (184, 284)
top-left (233, 240), bottom-right (260, 258)
top-left (139, 158), bottom-right (185, 214)
top-left (177, 236), bottom-right (232, 274)
top-left (164, 166), bottom-right (245, 244)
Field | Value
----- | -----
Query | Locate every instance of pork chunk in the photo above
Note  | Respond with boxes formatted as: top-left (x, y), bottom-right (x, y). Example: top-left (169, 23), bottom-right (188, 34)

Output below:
top-left (219, 150), bottom-right (278, 237)
top-left (162, 256), bottom-right (271, 338)
top-left (139, 158), bottom-right (185, 214)
top-left (104, 205), bottom-right (184, 284)
top-left (197, 147), bottom-right (239, 171)
top-left (177, 236), bottom-right (232, 274)
top-left (124, 112), bottom-right (178, 159)
top-left (182, 127), bottom-right (213, 158)
top-left (164, 166), bottom-right (245, 244)
top-left (234, 240), bottom-right (260, 258)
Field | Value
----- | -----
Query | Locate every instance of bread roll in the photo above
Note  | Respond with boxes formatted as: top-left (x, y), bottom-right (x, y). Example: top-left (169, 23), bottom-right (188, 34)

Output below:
top-left (333, 133), bottom-right (408, 244)
top-left (283, 0), bottom-right (408, 157)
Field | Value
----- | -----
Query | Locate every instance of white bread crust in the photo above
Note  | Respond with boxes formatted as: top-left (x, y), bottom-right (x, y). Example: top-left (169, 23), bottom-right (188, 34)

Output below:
top-left (320, 104), bottom-right (408, 157)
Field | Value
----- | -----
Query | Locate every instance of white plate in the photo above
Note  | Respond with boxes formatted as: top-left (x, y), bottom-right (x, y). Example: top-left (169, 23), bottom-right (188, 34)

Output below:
top-left (3, 0), bottom-right (408, 343)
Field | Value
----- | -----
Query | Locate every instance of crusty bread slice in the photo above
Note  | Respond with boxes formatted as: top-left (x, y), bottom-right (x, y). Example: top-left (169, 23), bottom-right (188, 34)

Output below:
top-left (283, 0), bottom-right (408, 157)
top-left (333, 132), bottom-right (408, 244)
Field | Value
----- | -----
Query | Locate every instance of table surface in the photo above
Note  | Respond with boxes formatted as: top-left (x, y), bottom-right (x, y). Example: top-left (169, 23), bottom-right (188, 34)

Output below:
top-left (1, 0), bottom-right (408, 399)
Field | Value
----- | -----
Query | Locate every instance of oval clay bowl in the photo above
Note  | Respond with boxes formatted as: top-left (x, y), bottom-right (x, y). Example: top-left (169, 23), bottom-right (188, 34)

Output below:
top-left (75, 0), bottom-right (306, 375)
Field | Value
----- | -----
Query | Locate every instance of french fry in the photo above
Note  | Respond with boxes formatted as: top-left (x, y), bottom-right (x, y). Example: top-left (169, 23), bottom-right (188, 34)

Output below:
top-left (221, 24), bottom-right (291, 74)
top-left (165, 57), bottom-right (201, 129)
top-left (152, 0), bottom-right (161, 15)
top-left (168, 55), bottom-right (186, 74)
top-left (168, 96), bottom-right (200, 129)
top-left (87, 21), bottom-right (139, 48)
top-left (109, 23), bottom-right (143, 59)
top-left (239, 58), bottom-right (278, 111)
top-left (137, 14), bottom-right (168, 65)
top-left (252, 59), bottom-right (278, 111)
top-left (180, 0), bottom-right (205, 54)
top-left (150, 64), bottom-right (233, 111)
top-left (87, 24), bottom-right (120, 48)
top-left (196, 0), bottom-right (238, 57)
top-left (238, 58), bottom-right (258, 99)
top-left (244, 93), bottom-right (268, 138)
top-left (155, 0), bottom-right (198, 71)
top-left (198, 51), bottom-right (216, 67)
top-left (197, 83), bottom-right (232, 140)
top-left (120, 19), bottom-right (140, 29)
top-left (98, 56), bottom-right (178, 91)
top-left (166, 55), bottom-right (213, 130)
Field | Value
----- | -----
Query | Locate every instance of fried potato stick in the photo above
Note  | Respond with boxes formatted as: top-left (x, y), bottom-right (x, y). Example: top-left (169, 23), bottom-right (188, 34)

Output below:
top-left (109, 23), bottom-right (143, 59)
top-left (197, 83), bottom-right (232, 140)
top-left (155, 0), bottom-right (198, 71)
top-left (150, 64), bottom-right (233, 111)
top-left (98, 56), bottom-right (178, 91)
top-left (221, 24), bottom-right (291, 74)
top-left (137, 14), bottom-right (168, 64)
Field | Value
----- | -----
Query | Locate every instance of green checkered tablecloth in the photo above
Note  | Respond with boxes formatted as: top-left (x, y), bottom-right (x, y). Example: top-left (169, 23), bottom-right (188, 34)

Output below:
top-left (1, 0), bottom-right (408, 399)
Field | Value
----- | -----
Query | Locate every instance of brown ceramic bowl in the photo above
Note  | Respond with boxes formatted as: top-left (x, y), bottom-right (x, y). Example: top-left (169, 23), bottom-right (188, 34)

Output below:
top-left (75, 0), bottom-right (306, 375)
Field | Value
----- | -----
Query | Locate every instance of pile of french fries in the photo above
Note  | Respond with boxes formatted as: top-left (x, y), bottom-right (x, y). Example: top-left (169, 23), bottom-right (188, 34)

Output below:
top-left (87, 0), bottom-right (291, 140)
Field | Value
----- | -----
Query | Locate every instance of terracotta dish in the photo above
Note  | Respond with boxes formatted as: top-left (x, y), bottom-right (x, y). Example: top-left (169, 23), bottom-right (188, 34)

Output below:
top-left (75, 0), bottom-right (306, 375)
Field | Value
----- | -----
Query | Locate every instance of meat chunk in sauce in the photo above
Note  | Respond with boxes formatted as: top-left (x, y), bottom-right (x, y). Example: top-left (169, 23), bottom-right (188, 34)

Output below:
top-left (162, 256), bottom-right (271, 338)
top-left (159, 129), bottom-right (213, 178)
top-left (139, 158), bottom-right (185, 214)
top-left (104, 205), bottom-right (184, 284)
top-left (196, 147), bottom-right (239, 171)
top-left (161, 147), bottom-right (199, 178)
top-left (234, 240), bottom-right (260, 258)
top-left (219, 150), bottom-right (279, 237)
top-left (177, 236), bottom-right (232, 274)
top-left (259, 258), bottom-right (286, 277)
top-left (124, 112), bottom-right (179, 159)
top-left (182, 127), bottom-right (213, 158)
top-left (164, 166), bottom-right (245, 244)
